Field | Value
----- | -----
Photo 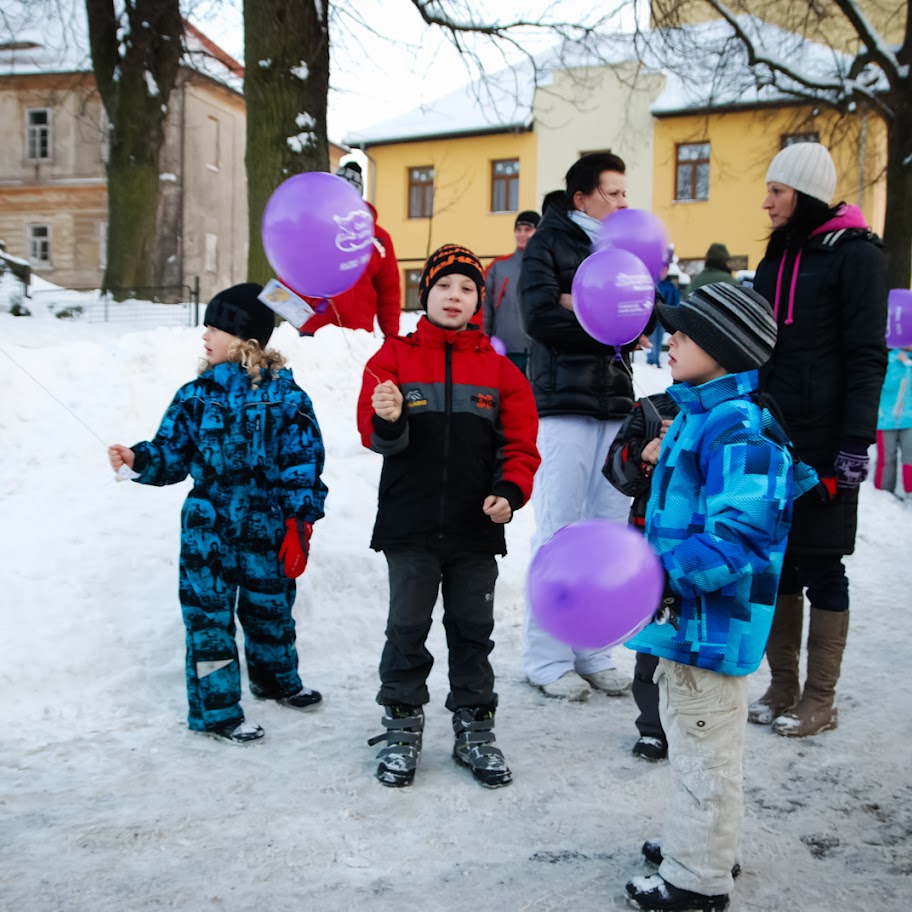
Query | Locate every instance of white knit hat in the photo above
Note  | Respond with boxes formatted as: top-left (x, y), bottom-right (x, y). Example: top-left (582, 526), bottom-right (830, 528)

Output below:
top-left (766, 142), bottom-right (836, 205)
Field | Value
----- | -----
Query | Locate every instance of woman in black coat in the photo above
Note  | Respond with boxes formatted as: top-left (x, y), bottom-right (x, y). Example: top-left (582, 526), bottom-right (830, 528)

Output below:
top-left (751, 141), bottom-right (888, 738)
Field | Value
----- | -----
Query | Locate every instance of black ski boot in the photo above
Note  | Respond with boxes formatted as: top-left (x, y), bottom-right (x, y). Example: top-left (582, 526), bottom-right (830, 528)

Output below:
top-left (367, 705), bottom-right (424, 787)
top-left (625, 874), bottom-right (729, 911)
top-left (250, 681), bottom-right (323, 712)
top-left (452, 705), bottom-right (512, 788)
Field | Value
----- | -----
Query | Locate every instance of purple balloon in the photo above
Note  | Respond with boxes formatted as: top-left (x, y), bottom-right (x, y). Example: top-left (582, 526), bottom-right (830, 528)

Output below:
top-left (490, 335), bottom-right (507, 355)
top-left (572, 247), bottom-right (655, 347)
top-left (262, 172), bottom-right (374, 298)
top-left (887, 288), bottom-right (912, 348)
top-left (596, 209), bottom-right (670, 280)
top-left (528, 520), bottom-right (664, 650)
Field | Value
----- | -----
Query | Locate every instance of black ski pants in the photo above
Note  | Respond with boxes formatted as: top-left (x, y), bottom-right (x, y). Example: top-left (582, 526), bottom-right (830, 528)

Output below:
top-left (378, 548), bottom-right (498, 711)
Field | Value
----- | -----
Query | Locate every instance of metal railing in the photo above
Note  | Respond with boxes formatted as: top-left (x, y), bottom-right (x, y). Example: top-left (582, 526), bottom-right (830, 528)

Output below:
top-left (4, 277), bottom-right (202, 328)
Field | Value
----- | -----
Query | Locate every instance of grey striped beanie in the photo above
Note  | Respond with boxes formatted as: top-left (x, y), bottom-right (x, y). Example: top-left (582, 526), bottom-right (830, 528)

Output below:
top-left (656, 282), bottom-right (777, 373)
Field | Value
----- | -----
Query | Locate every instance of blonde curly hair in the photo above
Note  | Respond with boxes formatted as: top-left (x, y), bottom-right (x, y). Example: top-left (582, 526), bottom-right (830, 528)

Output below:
top-left (200, 338), bottom-right (287, 388)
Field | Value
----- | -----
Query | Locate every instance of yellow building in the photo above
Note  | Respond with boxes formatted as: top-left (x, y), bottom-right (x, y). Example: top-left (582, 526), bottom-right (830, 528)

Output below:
top-left (653, 104), bottom-right (887, 274)
top-left (349, 15), bottom-right (892, 304)
top-left (364, 130), bottom-right (538, 308)
top-left (346, 56), bottom-right (664, 309)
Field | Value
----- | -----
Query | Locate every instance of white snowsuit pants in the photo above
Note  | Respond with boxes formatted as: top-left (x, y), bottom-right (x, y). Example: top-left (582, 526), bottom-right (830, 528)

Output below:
top-left (522, 414), bottom-right (629, 684)
top-left (656, 659), bottom-right (746, 897)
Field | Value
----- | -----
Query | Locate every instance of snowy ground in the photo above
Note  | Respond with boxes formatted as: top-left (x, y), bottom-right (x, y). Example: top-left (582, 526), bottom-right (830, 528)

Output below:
top-left (1, 306), bottom-right (910, 911)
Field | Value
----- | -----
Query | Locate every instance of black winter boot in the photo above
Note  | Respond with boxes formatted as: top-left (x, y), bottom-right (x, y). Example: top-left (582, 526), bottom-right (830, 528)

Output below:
top-left (452, 705), bottom-right (512, 788)
top-left (367, 705), bottom-right (424, 787)
top-left (625, 874), bottom-right (729, 911)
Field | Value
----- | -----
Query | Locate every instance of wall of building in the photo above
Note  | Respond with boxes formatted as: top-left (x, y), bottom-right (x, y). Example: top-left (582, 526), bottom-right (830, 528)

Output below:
top-left (0, 69), bottom-right (252, 303)
top-left (0, 73), bottom-right (108, 289)
top-left (364, 130), bottom-right (538, 298)
top-left (652, 104), bottom-right (887, 272)
top-left (172, 73), bottom-right (248, 303)
top-left (533, 61), bottom-right (666, 212)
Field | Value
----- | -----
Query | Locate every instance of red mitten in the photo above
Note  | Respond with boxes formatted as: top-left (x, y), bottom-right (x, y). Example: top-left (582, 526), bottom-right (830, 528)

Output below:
top-left (278, 518), bottom-right (313, 578)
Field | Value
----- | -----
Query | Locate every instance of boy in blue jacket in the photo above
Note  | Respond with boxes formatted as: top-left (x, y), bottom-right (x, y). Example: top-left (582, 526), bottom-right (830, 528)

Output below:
top-left (109, 284), bottom-right (328, 744)
top-left (623, 283), bottom-right (816, 911)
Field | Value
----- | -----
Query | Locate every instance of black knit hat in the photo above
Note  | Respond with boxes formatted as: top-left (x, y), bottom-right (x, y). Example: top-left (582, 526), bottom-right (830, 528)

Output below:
top-left (657, 282), bottom-right (777, 373)
top-left (203, 283), bottom-right (274, 350)
top-left (418, 244), bottom-right (485, 312)
top-left (515, 210), bottom-right (540, 229)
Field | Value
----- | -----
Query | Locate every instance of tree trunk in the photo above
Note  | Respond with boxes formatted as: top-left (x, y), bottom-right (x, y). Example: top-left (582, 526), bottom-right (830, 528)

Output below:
top-left (103, 92), bottom-right (168, 294)
top-left (85, 0), bottom-right (182, 299)
top-left (882, 100), bottom-right (912, 290)
top-left (244, 0), bottom-right (330, 284)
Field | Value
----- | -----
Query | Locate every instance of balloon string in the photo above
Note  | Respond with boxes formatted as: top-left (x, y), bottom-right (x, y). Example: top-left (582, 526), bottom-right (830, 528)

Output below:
top-left (0, 343), bottom-right (109, 449)
top-left (313, 295), bottom-right (384, 386)
top-left (615, 345), bottom-right (653, 404)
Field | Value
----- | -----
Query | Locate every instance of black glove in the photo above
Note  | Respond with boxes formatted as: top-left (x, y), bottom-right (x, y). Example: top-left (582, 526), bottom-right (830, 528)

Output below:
top-left (833, 440), bottom-right (870, 491)
top-left (654, 576), bottom-right (681, 630)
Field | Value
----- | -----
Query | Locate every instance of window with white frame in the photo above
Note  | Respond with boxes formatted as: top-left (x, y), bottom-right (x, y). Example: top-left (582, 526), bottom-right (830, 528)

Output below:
top-left (27, 108), bottom-right (51, 160)
top-left (675, 142), bottom-right (710, 201)
top-left (491, 159), bottom-right (519, 212)
top-left (29, 224), bottom-right (50, 265)
top-left (404, 269), bottom-right (423, 310)
top-left (408, 167), bottom-right (434, 219)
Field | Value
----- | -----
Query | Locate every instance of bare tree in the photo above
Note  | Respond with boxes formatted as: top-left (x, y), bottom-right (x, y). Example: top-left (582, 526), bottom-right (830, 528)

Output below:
top-left (644, 0), bottom-right (912, 287)
top-left (242, 1), bottom-right (627, 282)
top-left (85, 0), bottom-right (184, 296)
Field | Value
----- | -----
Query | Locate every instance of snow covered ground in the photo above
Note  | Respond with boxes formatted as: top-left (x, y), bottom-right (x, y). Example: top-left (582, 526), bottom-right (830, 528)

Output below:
top-left (1, 306), bottom-right (910, 911)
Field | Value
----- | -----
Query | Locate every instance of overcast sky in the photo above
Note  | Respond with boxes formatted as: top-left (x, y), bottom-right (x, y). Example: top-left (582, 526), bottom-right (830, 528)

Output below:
top-left (188, 0), bottom-right (640, 143)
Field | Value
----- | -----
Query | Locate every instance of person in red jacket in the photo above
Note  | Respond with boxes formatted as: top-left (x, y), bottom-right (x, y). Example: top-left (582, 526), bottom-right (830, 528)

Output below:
top-left (299, 161), bottom-right (402, 338)
top-left (357, 244), bottom-right (540, 790)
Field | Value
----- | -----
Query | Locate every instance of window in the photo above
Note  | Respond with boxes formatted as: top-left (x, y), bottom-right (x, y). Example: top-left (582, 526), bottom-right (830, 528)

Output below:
top-left (408, 167), bottom-right (434, 219)
top-left (491, 159), bottom-right (519, 212)
top-left (404, 269), bottom-right (422, 310)
top-left (28, 224), bottom-right (50, 265)
top-left (206, 115), bottom-right (220, 170)
top-left (26, 109), bottom-right (50, 160)
top-left (675, 143), bottom-right (710, 201)
top-left (781, 132), bottom-right (819, 148)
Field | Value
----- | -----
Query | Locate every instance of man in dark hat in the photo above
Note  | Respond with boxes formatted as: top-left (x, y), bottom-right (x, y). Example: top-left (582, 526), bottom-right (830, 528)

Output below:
top-left (690, 243), bottom-right (738, 292)
top-left (482, 210), bottom-right (540, 372)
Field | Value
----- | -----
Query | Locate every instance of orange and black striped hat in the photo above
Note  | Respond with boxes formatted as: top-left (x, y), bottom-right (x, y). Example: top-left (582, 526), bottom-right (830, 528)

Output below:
top-left (419, 244), bottom-right (485, 312)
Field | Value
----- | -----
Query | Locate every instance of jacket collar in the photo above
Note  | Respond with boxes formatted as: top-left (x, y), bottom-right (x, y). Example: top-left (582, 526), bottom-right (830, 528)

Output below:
top-left (667, 370), bottom-right (759, 414)
top-left (413, 315), bottom-right (492, 352)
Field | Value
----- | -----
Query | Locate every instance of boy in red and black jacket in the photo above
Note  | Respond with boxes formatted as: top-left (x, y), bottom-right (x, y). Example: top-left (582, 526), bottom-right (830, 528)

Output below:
top-left (357, 244), bottom-right (540, 790)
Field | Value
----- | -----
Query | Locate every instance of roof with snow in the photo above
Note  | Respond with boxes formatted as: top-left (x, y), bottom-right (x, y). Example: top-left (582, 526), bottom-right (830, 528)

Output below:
top-left (0, 0), bottom-right (243, 93)
top-left (344, 15), bottom-right (883, 146)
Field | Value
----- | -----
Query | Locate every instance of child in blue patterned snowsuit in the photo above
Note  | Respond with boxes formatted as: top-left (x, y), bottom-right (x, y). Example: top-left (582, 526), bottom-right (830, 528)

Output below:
top-left (623, 283), bottom-right (817, 912)
top-left (108, 284), bottom-right (328, 744)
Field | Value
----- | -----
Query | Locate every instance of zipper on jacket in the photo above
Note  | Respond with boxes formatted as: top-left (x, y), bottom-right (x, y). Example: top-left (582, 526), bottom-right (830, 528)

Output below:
top-left (438, 343), bottom-right (453, 533)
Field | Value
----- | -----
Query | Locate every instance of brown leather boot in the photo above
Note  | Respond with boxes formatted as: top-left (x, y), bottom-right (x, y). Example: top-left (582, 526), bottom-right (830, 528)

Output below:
top-left (772, 607), bottom-right (848, 737)
top-left (747, 593), bottom-right (804, 724)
